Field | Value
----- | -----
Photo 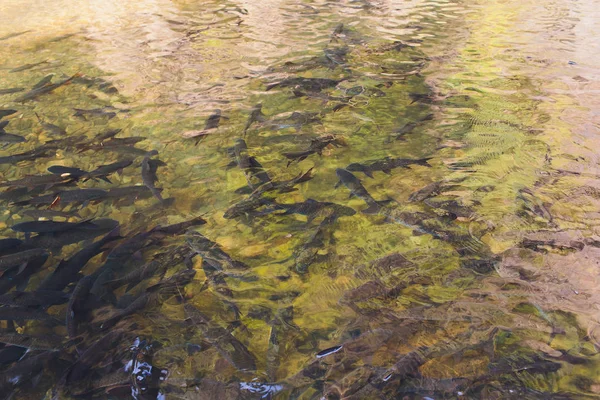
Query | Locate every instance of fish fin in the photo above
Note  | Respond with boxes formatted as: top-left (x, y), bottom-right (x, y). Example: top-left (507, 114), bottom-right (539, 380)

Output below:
top-left (100, 176), bottom-right (112, 184)
top-left (334, 181), bottom-right (342, 189)
top-left (0, 121), bottom-right (9, 129)
top-left (17, 262), bottom-right (28, 275)
top-left (348, 192), bottom-right (356, 199)
top-left (382, 169), bottom-right (392, 175)
top-left (15, 276), bottom-right (30, 291)
top-left (417, 157), bottom-right (433, 167)
top-left (364, 170), bottom-right (375, 179)
top-left (226, 161), bottom-right (237, 169)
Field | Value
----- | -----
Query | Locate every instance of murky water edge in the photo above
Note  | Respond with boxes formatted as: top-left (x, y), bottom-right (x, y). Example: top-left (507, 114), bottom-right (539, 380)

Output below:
top-left (0, 0), bottom-right (600, 398)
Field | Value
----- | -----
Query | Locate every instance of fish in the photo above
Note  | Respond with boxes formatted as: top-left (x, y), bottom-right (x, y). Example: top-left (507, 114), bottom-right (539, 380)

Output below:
top-left (0, 87), bottom-right (25, 95)
top-left (37, 228), bottom-right (121, 292)
top-left (0, 146), bottom-right (56, 165)
top-left (204, 109), bottom-right (224, 130)
top-left (346, 157), bottom-right (431, 178)
top-left (316, 345), bottom-right (343, 358)
top-left (393, 113), bottom-right (434, 140)
top-left (35, 112), bottom-right (66, 135)
top-left (184, 303), bottom-right (257, 371)
top-left (0, 306), bottom-right (60, 322)
top-left (0, 332), bottom-right (64, 351)
top-left (0, 351), bottom-right (58, 392)
top-left (77, 137), bottom-right (146, 152)
top-left (141, 150), bottom-right (165, 202)
top-left (105, 245), bottom-right (195, 292)
top-left (223, 193), bottom-right (277, 219)
top-left (104, 185), bottom-right (155, 201)
top-left (0, 253), bottom-right (48, 295)
top-left (73, 106), bottom-right (118, 119)
top-left (229, 138), bottom-right (272, 191)
top-left (99, 269), bottom-right (195, 329)
top-left (0, 30), bottom-right (32, 41)
top-left (335, 168), bottom-right (393, 214)
top-left (13, 188), bottom-right (108, 207)
top-left (14, 72), bottom-right (79, 102)
top-left (0, 238), bottom-right (24, 254)
top-left (0, 290), bottom-right (69, 308)
top-left (61, 330), bottom-right (125, 385)
top-left (252, 167), bottom-right (314, 195)
top-left (66, 274), bottom-right (95, 338)
top-left (32, 74), bottom-right (55, 89)
top-left (47, 165), bottom-right (89, 179)
top-left (275, 198), bottom-right (356, 222)
top-left (1, 172), bottom-right (76, 190)
top-left (282, 133), bottom-right (345, 165)
top-left (266, 77), bottom-right (345, 92)
top-left (0, 248), bottom-right (48, 274)
top-left (11, 220), bottom-right (100, 234)
top-left (0, 131), bottom-right (25, 144)
top-left (0, 109), bottom-right (17, 119)
top-left (243, 103), bottom-right (266, 135)
top-left (9, 60), bottom-right (48, 73)
top-left (83, 159), bottom-right (133, 183)
top-left (26, 218), bottom-right (119, 251)
top-left (186, 231), bottom-right (249, 269)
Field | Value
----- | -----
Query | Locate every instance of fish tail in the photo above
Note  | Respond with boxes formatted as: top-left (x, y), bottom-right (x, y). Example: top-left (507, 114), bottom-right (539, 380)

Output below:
top-left (362, 199), bottom-right (394, 215)
top-left (417, 157), bottom-right (433, 167)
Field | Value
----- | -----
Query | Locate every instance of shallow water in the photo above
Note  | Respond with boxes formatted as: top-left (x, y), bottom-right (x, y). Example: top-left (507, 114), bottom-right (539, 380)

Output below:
top-left (1, 0), bottom-right (600, 398)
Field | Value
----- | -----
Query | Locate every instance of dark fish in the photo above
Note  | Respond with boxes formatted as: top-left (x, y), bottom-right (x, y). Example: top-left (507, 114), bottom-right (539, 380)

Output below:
top-left (0, 306), bottom-right (59, 321)
top-left (77, 136), bottom-right (146, 152)
top-left (0, 109), bottom-right (17, 119)
top-left (282, 134), bottom-right (345, 165)
top-left (10, 220), bottom-right (98, 233)
top-left (13, 188), bottom-right (108, 207)
top-left (32, 74), bottom-right (55, 89)
top-left (0, 248), bottom-right (48, 273)
top-left (104, 185), bottom-right (154, 201)
top-left (0, 252), bottom-right (48, 295)
top-left (266, 77), bottom-right (344, 92)
top-left (1, 173), bottom-right (75, 190)
top-left (316, 345), bottom-right (343, 358)
top-left (35, 112), bottom-right (66, 135)
top-left (0, 132), bottom-right (25, 144)
top-left (335, 168), bottom-right (392, 214)
top-left (62, 330), bottom-right (125, 384)
top-left (204, 109), bottom-right (223, 130)
top-left (73, 106), bottom-right (118, 119)
top-left (186, 231), bottom-right (249, 269)
top-left (141, 150), bottom-right (165, 202)
top-left (83, 159), bottom-right (133, 183)
top-left (0, 332), bottom-right (63, 351)
top-left (9, 61), bottom-right (48, 73)
top-left (66, 274), bottom-right (94, 338)
top-left (0, 290), bottom-right (69, 308)
top-left (106, 245), bottom-right (195, 292)
top-left (223, 193), bottom-right (276, 219)
top-left (276, 198), bottom-right (356, 222)
top-left (0, 238), bottom-right (24, 255)
top-left (393, 114), bottom-right (434, 140)
top-left (47, 165), bottom-right (89, 179)
top-left (229, 138), bottom-right (272, 191)
top-left (37, 228), bottom-right (121, 292)
top-left (0, 87), bottom-right (24, 95)
top-left (153, 216), bottom-right (207, 236)
top-left (185, 303), bottom-right (257, 371)
top-left (0, 145), bottom-right (55, 165)
top-left (26, 218), bottom-right (119, 251)
top-left (408, 181), bottom-right (444, 202)
top-left (346, 157), bottom-right (431, 178)
top-left (252, 167), bottom-right (314, 195)
top-left (0, 30), bottom-right (32, 41)
top-left (0, 351), bottom-right (58, 391)
top-left (14, 72), bottom-right (79, 102)
top-left (243, 103), bottom-right (266, 135)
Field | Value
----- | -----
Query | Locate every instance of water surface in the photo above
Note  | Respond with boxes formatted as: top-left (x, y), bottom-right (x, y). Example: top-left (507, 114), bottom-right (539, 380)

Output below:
top-left (1, 0), bottom-right (600, 398)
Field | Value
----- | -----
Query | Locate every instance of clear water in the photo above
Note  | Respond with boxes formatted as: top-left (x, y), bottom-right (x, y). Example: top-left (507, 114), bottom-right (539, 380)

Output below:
top-left (1, 0), bottom-right (600, 398)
